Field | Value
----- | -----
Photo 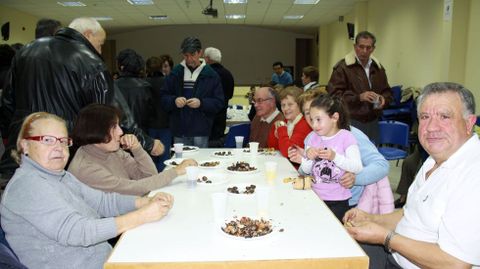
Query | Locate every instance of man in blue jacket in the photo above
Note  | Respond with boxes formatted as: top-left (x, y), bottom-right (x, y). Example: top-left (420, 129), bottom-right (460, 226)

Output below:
top-left (160, 37), bottom-right (224, 148)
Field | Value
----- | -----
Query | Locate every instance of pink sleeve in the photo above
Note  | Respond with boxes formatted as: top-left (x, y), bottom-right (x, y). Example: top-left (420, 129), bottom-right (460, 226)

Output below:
top-left (357, 184), bottom-right (375, 214)
top-left (377, 177), bottom-right (395, 214)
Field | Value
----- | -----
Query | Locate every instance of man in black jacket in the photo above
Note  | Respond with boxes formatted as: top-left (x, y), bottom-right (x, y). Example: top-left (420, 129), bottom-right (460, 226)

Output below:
top-left (160, 37), bottom-right (224, 148)
top-left (0, 17), bottom-right (160, 178)
top-left (204, 47), bottom-right (235, 147)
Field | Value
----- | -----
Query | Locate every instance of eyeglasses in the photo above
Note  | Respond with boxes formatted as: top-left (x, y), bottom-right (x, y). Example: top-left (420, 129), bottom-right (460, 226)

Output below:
top-left (252, 97), bottom-right (273, 104)
top-left (24, 135), bottom-right (73, 147)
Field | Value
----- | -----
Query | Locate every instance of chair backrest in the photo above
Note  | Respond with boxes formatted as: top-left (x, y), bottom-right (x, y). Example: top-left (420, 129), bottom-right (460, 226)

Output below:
top-left (390, 85), bottom-right (402, 107)
top-left (224, 123), bottom-right (251, 148)
top-left (378, 120), bottom-right (409, 147)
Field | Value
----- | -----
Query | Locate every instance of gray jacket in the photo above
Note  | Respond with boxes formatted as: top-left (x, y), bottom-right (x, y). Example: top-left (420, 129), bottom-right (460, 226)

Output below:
top-left (0, 155), bottom-right (137, 269)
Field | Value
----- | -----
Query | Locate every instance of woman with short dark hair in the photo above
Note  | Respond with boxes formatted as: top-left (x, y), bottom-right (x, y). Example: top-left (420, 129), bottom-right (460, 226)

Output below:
top-left (68, 104), bottom-right (196, 196)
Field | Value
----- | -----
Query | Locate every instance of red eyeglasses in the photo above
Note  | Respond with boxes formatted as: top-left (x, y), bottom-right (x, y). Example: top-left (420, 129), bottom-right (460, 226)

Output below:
top-left (24, 135), bottom-right (73, 147)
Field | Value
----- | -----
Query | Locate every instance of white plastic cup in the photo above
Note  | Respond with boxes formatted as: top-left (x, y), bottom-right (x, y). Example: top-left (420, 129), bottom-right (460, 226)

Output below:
top-left (173, 143), bottom-right (184, 158)
top-left (235, 136), bottom-right (244, 148)
top-left (211, 193), bottom-right (227, 223)
top-left (249, 142), bottom-right (259, 154)
top-left (373, 95), bottom-right (380, 109)
top-left (256, 187), bottom-right (270, 218)
top-left (265, 161), bottom-right (278, 182)
top-left (185, 166), bottom-right (199, 188)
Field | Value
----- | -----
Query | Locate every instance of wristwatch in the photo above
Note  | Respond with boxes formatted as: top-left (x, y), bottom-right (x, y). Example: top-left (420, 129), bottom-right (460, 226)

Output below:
top-left (384, 231), bottom-right (397, 253)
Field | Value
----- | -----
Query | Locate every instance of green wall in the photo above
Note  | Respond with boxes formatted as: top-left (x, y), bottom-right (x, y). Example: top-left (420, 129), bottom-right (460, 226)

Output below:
top-left (318, 0), bottom-right (480, 110)
top-left (0, 5), bottom-right (38, 45)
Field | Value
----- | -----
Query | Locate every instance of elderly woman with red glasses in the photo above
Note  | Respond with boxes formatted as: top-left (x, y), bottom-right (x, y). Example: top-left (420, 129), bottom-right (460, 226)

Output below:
top-left (0, 112), bottom-right (174, 269)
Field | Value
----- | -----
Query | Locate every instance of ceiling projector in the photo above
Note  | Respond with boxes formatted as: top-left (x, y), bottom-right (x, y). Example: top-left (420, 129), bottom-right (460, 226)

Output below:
top-left (202, 7), bottom-right (218, 18)
top-left (202, 0), bottom-right (218, 18)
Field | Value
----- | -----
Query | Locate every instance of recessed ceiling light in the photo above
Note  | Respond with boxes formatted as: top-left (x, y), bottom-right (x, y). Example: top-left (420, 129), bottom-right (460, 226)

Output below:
top-left (283, 15), bottom-right (304, 20)
top-left (57, 1), bottom-right (86, 7)
top-left (92, 17), bottom-right (113, 21)
top-left (226, 14), bottom-right (246, 19)
top-left (149, 15), bottom-right (168, 20)
top-left (224, 0), bottom-right (247, 3)
top-left (127, 0), bottom-right (154, 5)
top-left (294, 0), bottom-right (320, 4)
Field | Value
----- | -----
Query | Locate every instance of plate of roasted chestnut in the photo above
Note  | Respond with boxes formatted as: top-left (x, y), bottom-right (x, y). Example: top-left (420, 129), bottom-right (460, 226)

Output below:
top-left (242, 147), bottom-right (277, 156)
top-left (220, 216), bottom-right (276, 240)
top-left (196, 173), bottom-right (228, 186)
top-left (226, 161), bottom-right (258, 174)
top-left (211, 150), bottom-right (235, 158)
top-left (226, 184), bottom-right (257, 195)
top-left (163, 158), bottom-right (184, 167)
top-left (198, 160), bottom-right (222, 169)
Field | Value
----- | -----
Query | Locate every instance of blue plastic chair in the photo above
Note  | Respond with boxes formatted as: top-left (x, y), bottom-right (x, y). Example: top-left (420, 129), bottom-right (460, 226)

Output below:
top-left (381, 85), bottom-right (415, 123)
top-left (224, 123), bottom-right (251, 148)
top-left (378, 120), bottom-right (409, 166)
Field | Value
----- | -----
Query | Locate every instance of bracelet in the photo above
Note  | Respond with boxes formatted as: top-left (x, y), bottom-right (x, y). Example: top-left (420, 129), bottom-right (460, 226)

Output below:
top-left (384, 230), bottom-right (397, 253)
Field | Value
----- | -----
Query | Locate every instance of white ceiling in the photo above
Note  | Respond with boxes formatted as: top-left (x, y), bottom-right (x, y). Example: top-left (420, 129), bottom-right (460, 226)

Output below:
top-left (0, 0), bottom-right (361, 34)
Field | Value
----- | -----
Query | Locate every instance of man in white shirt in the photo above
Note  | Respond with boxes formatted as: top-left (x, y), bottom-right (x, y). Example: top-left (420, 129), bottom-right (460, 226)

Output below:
top-left (344, 82), bottom-right (480, 269)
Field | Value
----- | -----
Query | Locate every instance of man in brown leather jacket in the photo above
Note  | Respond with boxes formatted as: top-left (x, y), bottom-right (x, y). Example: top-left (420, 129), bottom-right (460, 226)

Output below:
top-left (327, 31), bottom-right (392, 143)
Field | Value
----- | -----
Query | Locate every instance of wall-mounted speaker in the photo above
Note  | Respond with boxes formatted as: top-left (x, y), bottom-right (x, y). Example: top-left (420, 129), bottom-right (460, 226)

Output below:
top-left (1, 22), bottom-right (10, 41)
top-left (347, 22), bottom-right (355, 40)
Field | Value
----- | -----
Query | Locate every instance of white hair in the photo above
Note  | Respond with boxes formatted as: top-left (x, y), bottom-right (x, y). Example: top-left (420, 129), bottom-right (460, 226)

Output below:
top-left (68, 17), bottom-right (103, 34)
top-left (204, 47), bottom-right (222, 63)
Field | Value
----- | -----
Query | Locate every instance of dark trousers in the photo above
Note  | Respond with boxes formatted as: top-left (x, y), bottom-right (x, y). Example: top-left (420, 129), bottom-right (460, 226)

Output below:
top-left (148, 128), bottom-right (172, 172)
top-left (361, 243), bottom-right (403, 269)
top-left (324, 200), bottom-right (350, 222)
top-left (396, 145), bottom-right (427, 195)
top-left (351, 119), bottom-right (379, 144)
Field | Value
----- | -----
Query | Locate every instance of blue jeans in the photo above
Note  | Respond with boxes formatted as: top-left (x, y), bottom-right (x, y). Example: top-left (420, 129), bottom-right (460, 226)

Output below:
top-left (148, 128), bottom-right (172, 172)
top-left (174, 136), bottom-right (209, 148)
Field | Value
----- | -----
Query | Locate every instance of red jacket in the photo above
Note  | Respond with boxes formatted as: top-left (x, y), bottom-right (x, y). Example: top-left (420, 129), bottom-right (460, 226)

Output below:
top-left (267, 116), bottom-right (312, 158)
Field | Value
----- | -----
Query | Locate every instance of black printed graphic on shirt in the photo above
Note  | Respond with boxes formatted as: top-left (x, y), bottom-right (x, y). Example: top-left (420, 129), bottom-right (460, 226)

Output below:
top-left (312, 159), bottom-right (343, 184)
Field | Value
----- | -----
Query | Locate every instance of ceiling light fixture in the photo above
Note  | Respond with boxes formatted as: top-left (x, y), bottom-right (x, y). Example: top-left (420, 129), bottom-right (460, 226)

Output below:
top-left (226, 14), bottom-right (246, 19)
top-left (57, 1), bottom-right (86, 7)
top-left (149, 15), bottom-right (168, 20)
top-left (224, 0), bottom-right (247, 3)
top-left (294, 0), bottom-right (320, 4)
top-left (127, 0), bottom-right (154, 5)
top-left (92, 16), bottom-right (113, 21)
top-left (283, 15), bottom-right (304, 19)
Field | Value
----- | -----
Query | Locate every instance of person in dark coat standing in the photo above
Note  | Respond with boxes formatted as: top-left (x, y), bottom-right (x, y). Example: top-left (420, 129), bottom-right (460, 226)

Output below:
top-left (146, 56), bottom-right (172, 171)
top-left (204, 47), bottom-right (235, 147)
top-left (115, 49), bottom-right (152, 132)
top-left (160, 37), bottom-right (224, 148)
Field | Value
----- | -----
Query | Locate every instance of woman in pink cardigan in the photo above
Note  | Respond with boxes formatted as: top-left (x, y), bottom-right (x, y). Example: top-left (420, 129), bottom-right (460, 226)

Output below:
top-left (357, 176), bottom-right (394, 214)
